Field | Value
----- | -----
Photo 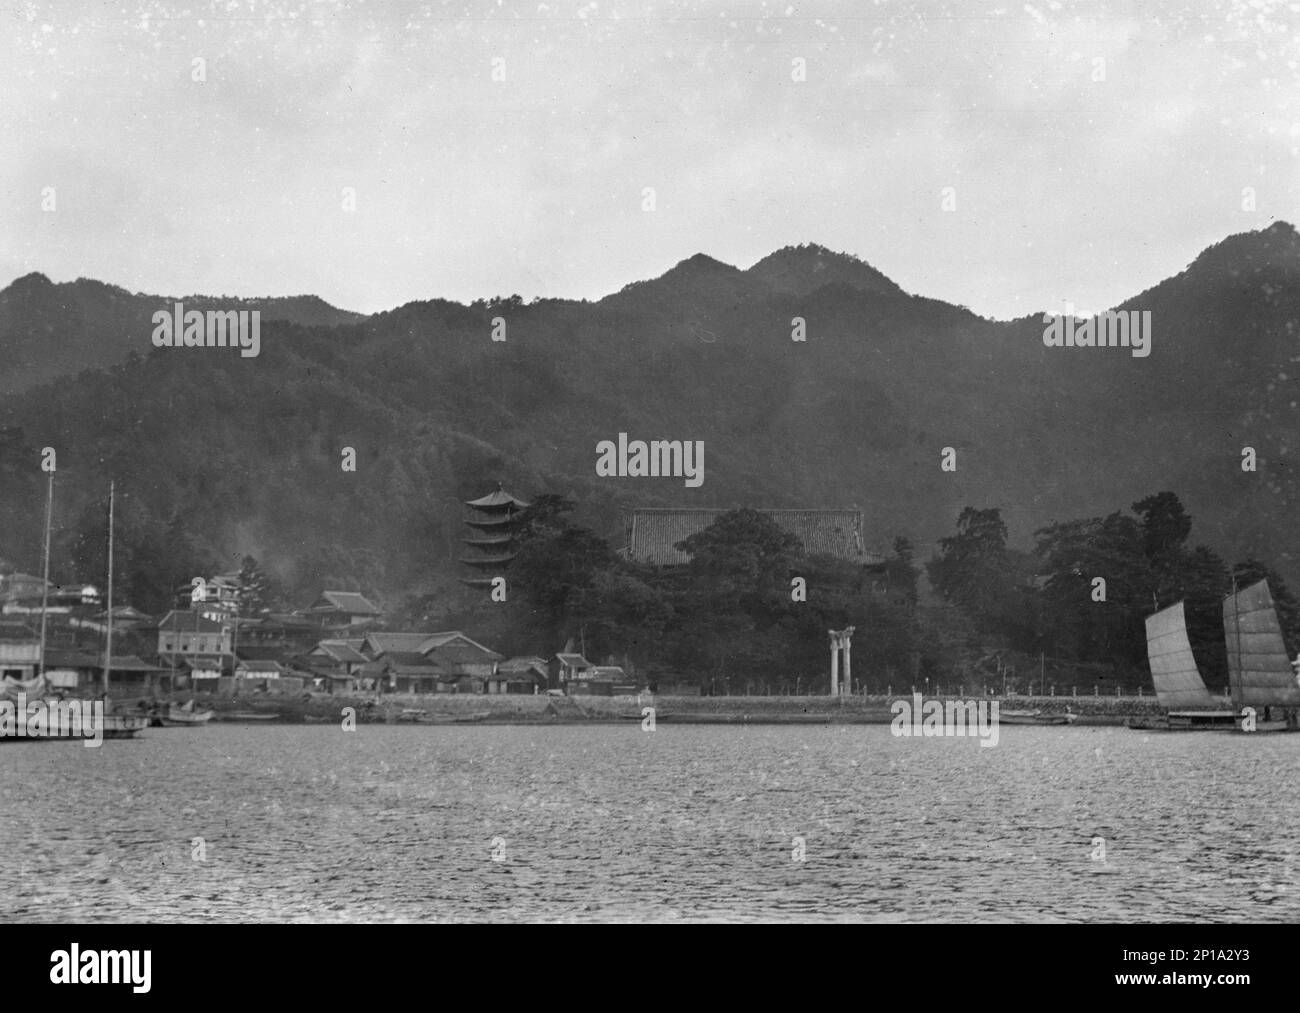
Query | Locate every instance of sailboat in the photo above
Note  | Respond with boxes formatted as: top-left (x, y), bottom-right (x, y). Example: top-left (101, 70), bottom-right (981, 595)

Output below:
top-left (1223, 579), bottom-right (1300, 732)
top-left (1130, 601), bottom-right (1236, 730)
top-left (5, 476), bottom-right (145, 740)
top-left (94, 481), bottom-right (147, 740)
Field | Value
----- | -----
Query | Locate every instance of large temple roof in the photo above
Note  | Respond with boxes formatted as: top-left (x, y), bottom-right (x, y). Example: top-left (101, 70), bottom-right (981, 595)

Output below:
top-left (623, 508), bottom-right (886, 567)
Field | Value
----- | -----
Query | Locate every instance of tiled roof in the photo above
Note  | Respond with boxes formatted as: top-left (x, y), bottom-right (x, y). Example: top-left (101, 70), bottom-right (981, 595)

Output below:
top-left (106, 655), bottom-right (164, 672)
top-left (177, 655), bottom-right (227, 670)
top-left (382, 651), bottom-right (442, 669)
top-left (424, 643), bottom-right (502, 666)
top-left (555, 653), bottom-right (591, 668)
top-left (236, 646), bottom-right (294, 663)
top-left (418, 631), bottom-right (501, 658)
top-left (388, 663), bottom-right (448, 678)
top-left (267, 612), bottom-right (319, 629)
top-left (157, 610), bottom-right (228, 633)
top-left (499, 655), bottom-right (547, 673)
top-left (365, 632), bottom-right (436, 656)
top-left (312, 591), bottom-right (381, 616)
top-left (43, 649), bottom-right (100, 669)
top-left (0, 622), bottom-right (38, 642)
top-left (624, 508), bottom-right (883, 566)
top-left (313, 640), bottom-right (369, 664)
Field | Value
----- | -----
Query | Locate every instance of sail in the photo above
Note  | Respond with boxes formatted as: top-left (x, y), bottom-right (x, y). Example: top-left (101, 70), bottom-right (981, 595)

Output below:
top-left (1146, 602), bottom-right (1218, 710)
top-left (1223, 580), bottom-right (1300, 708)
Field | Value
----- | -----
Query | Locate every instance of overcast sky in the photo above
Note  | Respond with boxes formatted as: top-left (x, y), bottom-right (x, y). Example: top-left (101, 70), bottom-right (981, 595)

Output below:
top-left (3, 0), bottom-right (1296, 318)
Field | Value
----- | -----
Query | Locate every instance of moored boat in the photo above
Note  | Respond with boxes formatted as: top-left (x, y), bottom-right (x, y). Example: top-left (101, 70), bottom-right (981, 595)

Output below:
top-left (158, 700), bottom-right (214, 726)
top-left (101, 713), bottom-right (149, 739)
top-left (1134, 600), bottom-right (1236, 731)
top-left (998, 709), bottom-right (1077, 726)
top-left (1224, 579), bottom-right (1300, 732)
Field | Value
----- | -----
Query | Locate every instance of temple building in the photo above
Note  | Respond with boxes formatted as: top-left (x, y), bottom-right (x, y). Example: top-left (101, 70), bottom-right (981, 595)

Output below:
top-left (459, 485), bottom-right (530, 588)
top-left (623, 508), bottom-right (887, 568)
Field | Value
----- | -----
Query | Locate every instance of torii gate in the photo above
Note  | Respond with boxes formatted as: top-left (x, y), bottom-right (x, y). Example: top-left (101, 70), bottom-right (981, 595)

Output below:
top-left (828, 626), bottom-right (855, 696)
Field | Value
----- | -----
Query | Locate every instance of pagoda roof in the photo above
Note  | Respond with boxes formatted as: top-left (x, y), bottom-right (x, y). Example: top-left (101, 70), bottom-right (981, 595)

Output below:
top-left (462, 534), bottom-right (516, 546)
top-left (459, 553), bottom-right (518, 568)
top-left (464, 515), bottom-right (521, 529)
top-left (465, 487), bottom-right (530, 510)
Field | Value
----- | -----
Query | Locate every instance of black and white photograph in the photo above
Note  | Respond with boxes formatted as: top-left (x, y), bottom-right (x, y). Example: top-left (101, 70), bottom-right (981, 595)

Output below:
top-left (1, 0), bottom-right (1297, 968)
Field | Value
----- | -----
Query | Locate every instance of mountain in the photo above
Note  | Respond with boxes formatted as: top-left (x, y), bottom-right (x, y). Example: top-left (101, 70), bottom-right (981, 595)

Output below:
top-left (0, 273), bottom-right (365, 395)
top-left (744, 243), bottom-right (906, 299)
top-left (0, 224), bottom-right (1296, 616)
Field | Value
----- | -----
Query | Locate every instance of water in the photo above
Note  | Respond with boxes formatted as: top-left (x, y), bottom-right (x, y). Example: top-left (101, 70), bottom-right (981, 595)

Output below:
top-left (2, 723), bottom-right (1299, 922)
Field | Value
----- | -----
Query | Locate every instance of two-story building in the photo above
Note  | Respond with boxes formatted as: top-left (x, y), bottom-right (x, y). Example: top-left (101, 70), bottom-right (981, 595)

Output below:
top-left (156, 610), bottom-right (233, 684)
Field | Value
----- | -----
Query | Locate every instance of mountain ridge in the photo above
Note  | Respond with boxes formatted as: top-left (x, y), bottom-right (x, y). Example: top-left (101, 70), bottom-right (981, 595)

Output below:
top-left (0, 222), bottom-right (1295, 614)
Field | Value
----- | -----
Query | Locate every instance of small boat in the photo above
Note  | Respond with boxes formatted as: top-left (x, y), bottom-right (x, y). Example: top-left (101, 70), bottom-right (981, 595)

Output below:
top-left (653, 712), bottom-right (833, 725)
top-left (101, 714), bottom-right (149, 739)
top-left (1128, 711), bottom-right (1237, 731)
top-left (158, 700), bottom-right (214, 726)
top-left (998, 709), bottom-right (1077, 726)
top-left (219, 711), bottom-right (279, 722)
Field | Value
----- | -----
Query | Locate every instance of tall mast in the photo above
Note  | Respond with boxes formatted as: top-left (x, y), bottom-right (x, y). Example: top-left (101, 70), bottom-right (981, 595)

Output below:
top-left (1230, 575), bottom-right (1242, 715)
top-left (102, 482), bottom-right (114, 696)
top-left (37, 470), bottom-right (53, 678)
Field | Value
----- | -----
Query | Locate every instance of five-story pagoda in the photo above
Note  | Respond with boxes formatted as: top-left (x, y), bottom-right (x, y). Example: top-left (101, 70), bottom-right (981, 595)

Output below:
top-left (459, 484), bottom-right (529, 589)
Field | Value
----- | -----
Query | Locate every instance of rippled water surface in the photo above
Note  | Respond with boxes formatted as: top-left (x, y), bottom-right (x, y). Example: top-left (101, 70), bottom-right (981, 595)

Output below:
top-left (3, 723), bottom-right (1299, 922)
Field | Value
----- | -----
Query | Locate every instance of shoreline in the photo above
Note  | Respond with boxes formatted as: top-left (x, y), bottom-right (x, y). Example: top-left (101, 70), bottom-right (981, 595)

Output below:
top-left (136, 692), bottom-right (1177, 727)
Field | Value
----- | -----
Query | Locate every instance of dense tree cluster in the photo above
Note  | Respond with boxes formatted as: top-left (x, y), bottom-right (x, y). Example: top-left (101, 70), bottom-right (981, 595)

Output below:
top-left (925, 491), bottom-right (1298, 693)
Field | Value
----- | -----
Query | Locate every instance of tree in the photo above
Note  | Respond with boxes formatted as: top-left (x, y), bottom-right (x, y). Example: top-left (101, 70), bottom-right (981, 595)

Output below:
top-left (926, 507), bottom-right (1039, 649)
top-left (235, 555), bottom-right (276, 616)
top-left (1133, 491), bottom-right (1192, 561)
top-left (511, 520), bottom-right (616, 649)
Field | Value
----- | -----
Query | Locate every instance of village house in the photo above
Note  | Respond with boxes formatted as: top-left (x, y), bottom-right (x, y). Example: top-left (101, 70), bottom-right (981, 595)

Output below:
top-left (360, 652), bottom-right (447, 694)
top-left (307, 638), bottom-right (369, 672)
top-left (355, 630), bottom-right (504, 694)
top-left (554, 652), bottom-right (592, 688)
top-left (420, 632), bottom-right (502, 693)
top-left (235, 657), bottom-right (286, 680)
top-left (103, 655), bottom-right (170, 697)
top-left (298, 639), bottom-right (368, 693)
top-left (489, 656), bottom-right (548, 695)
top-left (363, 632), bottom-right (435, 658)
top-left (0, 620), bottom-right (40, 682)
top-left (0, 572), bottom-right (48, 602)
top-left (305, 591), bottom-right (382, 631)
top-left (42, 648), bottom-right (102, 693)
top-left (264, 612), bottom-right (321, 653)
